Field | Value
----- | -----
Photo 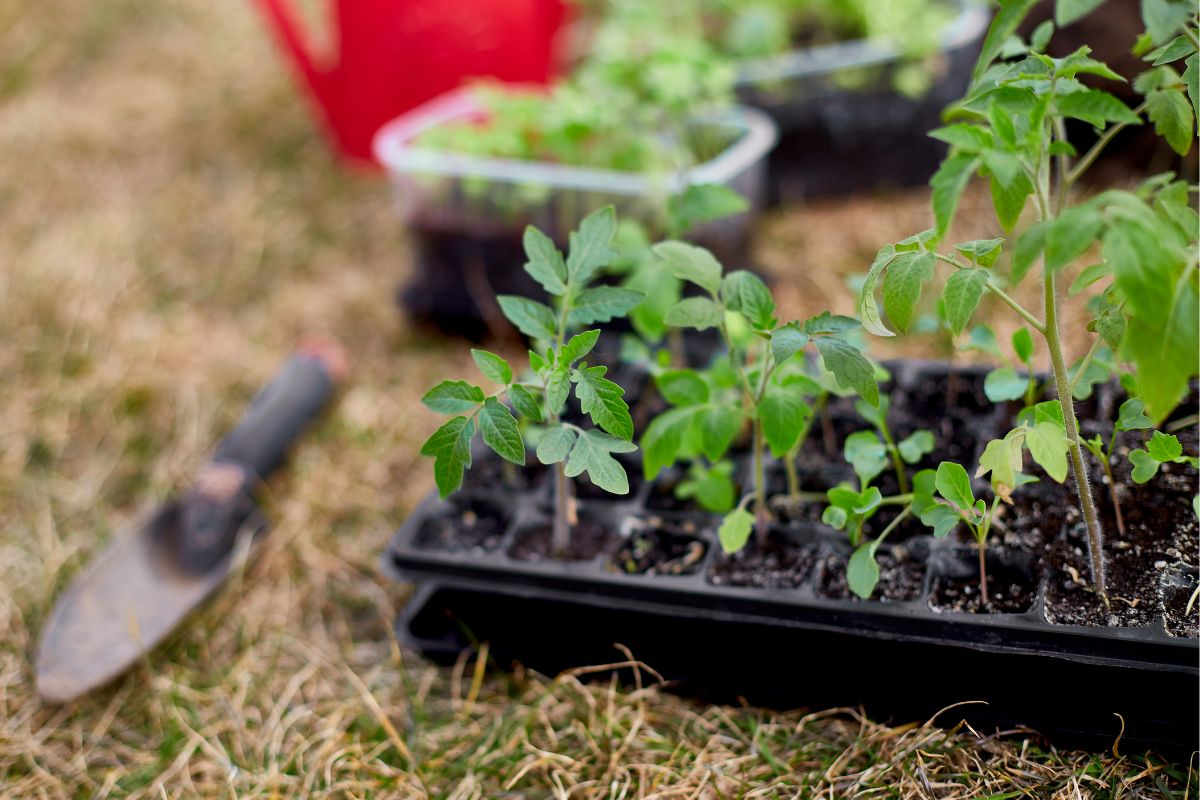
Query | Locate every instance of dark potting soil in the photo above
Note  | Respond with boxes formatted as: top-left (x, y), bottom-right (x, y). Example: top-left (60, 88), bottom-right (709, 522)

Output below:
top-left (929, 550), bottom-right (1037, 614)
top-left (461, 450), bottom-right (546, 494)
top-left (708, 527), bottom-right (819, 589)
top-left (1161, 565), bottom-right (1200, 638)
top-left (815, 543), bottom-right (926, 602)
top-left (1044, 463), bottom-right (1198, 629)
top-left (964, 480), bottom-right (1068, 555)
top-left (507, 516), bottom-right (619, 562)
top-left (892, 371), bottom-right (999, 464)
top-left (608, 515), bottom-right (710, 577)
top-left (415, 497), bottom-right (511, 553)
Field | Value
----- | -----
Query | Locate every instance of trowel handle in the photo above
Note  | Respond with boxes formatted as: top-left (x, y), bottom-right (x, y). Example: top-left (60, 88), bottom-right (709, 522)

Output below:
top-left (213, 337), bottom-right (347, 481)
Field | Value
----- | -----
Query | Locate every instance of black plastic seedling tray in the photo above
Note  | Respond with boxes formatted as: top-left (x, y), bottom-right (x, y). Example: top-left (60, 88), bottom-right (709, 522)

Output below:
top-left (383, 361), bottom-right (1199, 754)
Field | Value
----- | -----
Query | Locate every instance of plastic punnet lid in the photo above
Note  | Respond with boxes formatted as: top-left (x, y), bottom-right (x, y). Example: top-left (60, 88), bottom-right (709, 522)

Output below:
top-left (733, 0), bottom-right (990, 86)
top-left (372, 86), bottom-right (779, 196)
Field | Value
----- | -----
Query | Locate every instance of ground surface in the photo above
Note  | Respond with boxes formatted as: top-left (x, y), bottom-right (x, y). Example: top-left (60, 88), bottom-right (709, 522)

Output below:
top-left (0, 1), bottom-right (1195, 797)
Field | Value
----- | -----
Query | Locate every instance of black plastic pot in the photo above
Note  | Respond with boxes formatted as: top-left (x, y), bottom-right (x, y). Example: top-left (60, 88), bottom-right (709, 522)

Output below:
top-left (383, 360), bottom-right (1199, 754)
top-left (733, 2), bottom-right (989, 203)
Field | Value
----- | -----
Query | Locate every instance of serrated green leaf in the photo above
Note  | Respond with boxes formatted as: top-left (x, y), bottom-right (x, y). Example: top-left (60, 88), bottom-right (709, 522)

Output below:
top-left (1147, 429), bottom-right (1184, 461)
top-left (977, 429), bottom-right (1025, 497)
top-left (935, 461), bottom-right (975, 511)
top-left (1070, 262), bottom-right (1113, 294)
top-left (564, 428), bottom-right (636, 495)
top-left (1012, 327), bottom-right (1035, 362)
top-left (700, 406), bottom-right (741, 461)
top-left (1056, 48), bottom-right (1124, 81)
top-left (814, 336), bottom-right (879, 407)
top-left (1129, 448), bottom-right (1160, 483)
top-left (1055, 0), bottom-right (1105, 26)
top-left (921, 503), bottom-right (962, 538)
top-left (1146, 87), bottom-right (1195, 156)
top-left (931, 155), bottom-right (979, 239)
top-left (845, 430), bottom-right (888, 488)
top-left (497, 295), bottom-right (558, 341)
top-left (1142, 0), bottom-right (1193, 46)
top-left (930, 124), bottom-right (993, 151)
top-left (1184, 54), bottom-right (1199, 120)
top-left (566, 206), bottom-right (617, 284)
top-left (847, 541), bottom-right (882, 599)
top-left (572, 365), bottom-right (633, 440)
top-left (421, 416), bottom-right (475, 498)
top-left (471, 349), bottom-right (512, 385)
top-left (568, 288), bottom-right (643, 328)
top-left (955, 239), bottom-right (1005, 268)
top-left (641, 406), bottom-right (698, 479)
top-left (991, 170), bottom-right (1034, 232)
top-left (973, 0), bottom-right (1040, 82)
top-left (771, 323), bottom-right (808, 365)
top-left (657, 370), bottom-right (709, 406)
top-left (652, 241), bottom-right (723, 295)
top-left (529, 349), bottom-right (548, 374)
top-left (478, 398), bottom-right (525, 466)
top-left (1026, 421), bottom-right (1068, 482)
top-left (545, 365), bottom-right (571, 414)
top-left (537, 425), bottom-right (576, 465)
top-left (804, 312), bottom-right (864, 336)
top-left (422, 380), bottom-right (485, 414)
top-left (1150, 35), bottom-right (1197, 65)
top-left (759, 389), bottom-right (812, 458)
top-left (1011, 221), bottom-right (1048, 285)
top-left (882, 251), bottom-right (936, 333)
top-left (982, 149), bottom-right (1022, 189)
top-left (719, 508), bottom-right (755, 553)
top-left (859, 245), bottom-right (899, 338)
top-left (721, 270), bottom-right (775, 329)
top-left (522, 225), bottom-right (566, 295)
top-left (507, 384), bottom-right (543, 423)
top-left (941, 269), bottom-right (989, 334)
top-left (1116, 398), bottom-right (1153, 432)
top-left (1057, 88), bottom-right (1142, 127)
top-left (664, 297), bottom-right (724, 330)
top-left (1045, 206), bottom-right (1103, 272)
top-left (560, 330), bottom-right (600, 366)
top-left (898, 430), bottom-right (935, 464)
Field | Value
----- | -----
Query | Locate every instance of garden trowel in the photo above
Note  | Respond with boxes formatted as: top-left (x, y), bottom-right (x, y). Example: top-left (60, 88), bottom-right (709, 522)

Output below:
top-left (36, 338), bottom-right (347, 703)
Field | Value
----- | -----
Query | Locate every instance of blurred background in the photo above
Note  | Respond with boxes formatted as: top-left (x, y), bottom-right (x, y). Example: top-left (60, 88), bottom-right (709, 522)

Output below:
top-left (0, 0), bottom-right (1192, 794)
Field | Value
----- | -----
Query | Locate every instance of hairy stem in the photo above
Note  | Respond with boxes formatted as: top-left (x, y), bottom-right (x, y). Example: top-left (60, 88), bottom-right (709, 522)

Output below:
top-left (878, 422), bottom-right (909, 495)
top-left (977, 538), bottom-right (990, 607)
top-left (1101, 455), bottom-right (1127, 537)
top-left (753, 419), bottom-right (768, 549)
top-left (552, 463), bottom-right (570, 557)
top-left (1045, 272), bottom-right (1108, 599)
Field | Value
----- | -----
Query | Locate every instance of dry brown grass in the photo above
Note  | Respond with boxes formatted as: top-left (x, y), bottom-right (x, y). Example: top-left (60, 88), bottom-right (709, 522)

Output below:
top-left (0, 0), bottom-right (1194, 796)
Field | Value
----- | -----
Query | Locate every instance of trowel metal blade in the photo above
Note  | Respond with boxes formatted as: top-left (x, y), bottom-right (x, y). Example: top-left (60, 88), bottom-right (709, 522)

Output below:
top-left (35, 505), bottom-right (265, 703)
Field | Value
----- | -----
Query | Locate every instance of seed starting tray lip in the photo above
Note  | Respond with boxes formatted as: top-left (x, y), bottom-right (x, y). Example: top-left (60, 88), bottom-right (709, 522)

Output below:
top-left (383, 359), bottom-right (1198, 676)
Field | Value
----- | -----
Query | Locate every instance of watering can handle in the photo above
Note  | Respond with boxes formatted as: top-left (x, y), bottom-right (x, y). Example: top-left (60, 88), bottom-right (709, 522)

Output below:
top-left (255, 0), bottom-right (330, 105)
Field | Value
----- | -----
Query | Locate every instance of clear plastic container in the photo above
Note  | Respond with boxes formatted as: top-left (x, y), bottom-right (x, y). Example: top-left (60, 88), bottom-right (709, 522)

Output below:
top-left (733, 0), bottom-right (991, 107)
top-left (372, 85), bottom-right (779, 240)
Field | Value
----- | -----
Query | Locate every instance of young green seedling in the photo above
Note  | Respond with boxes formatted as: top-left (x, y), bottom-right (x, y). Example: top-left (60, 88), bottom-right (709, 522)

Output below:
top-left (644, 241), bottom-right (879, 553)
top-left (920, 461), bottom-right (1005, 606)
top-left (857, 6), bottom-right (1200, 600)
top-left (1079, 397), bottom-right (1154, 535)
top-left (853, 394), bottom-right (935, 494)
top-left (1129, 430), bottom-right (1199, 485)
top-left (420, 207), bottom-right (644, 556)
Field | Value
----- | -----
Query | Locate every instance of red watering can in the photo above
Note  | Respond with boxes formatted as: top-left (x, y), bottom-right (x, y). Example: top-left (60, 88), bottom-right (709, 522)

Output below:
top-left (254, 0), bottom-right (569, 164)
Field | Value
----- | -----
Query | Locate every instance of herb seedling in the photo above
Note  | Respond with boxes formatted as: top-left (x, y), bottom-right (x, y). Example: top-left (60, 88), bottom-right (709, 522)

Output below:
top-left (920, 461), bottom-right (1006, 606)
top-left (420, 207), bottom-right (644, 556)
top-left (1078, 397), bottom-right (1153, 535)
top-left (1128, 430), bottom-right (1199, 485)
top-left (852, 394), bottom-right (934, 494)
top-left (642, 240), bottom-right (879, 553)
top-left (857, 5), bottom-right (1200, 599)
